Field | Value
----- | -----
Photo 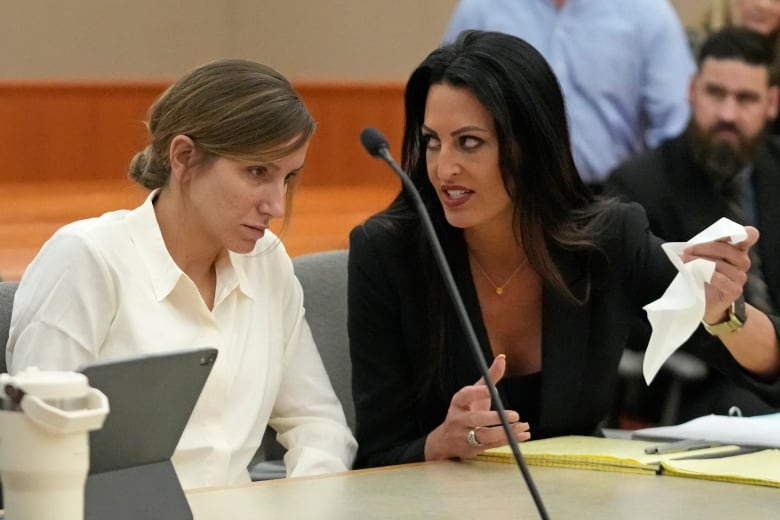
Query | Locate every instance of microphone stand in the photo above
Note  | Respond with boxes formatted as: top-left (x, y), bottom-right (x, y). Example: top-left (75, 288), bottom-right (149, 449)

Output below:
top-left (361, 128), bottom-right (550, 519)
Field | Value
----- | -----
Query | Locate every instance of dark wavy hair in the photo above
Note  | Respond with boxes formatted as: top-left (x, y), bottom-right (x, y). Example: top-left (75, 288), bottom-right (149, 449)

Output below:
top-left (385, 30), bottom-right (614, 298)
top-left (374, 30), bottom-right (618, 397)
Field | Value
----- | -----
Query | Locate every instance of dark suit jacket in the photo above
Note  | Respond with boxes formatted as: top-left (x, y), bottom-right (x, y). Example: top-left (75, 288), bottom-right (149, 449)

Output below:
top-left (606, 134), bottom-right (780, 418)
top-left (348, 202), bottom-right (780, 468)
top-left (606, 134), bottom-right (780, 309)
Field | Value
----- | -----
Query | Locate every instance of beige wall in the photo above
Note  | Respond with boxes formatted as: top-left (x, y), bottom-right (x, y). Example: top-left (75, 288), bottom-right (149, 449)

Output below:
top-left (1, 1), bottom-right (456, 80)
top-left (1, 1), bottom-right (709, 81)
top-left (672, 0), bottom-right (710, 27)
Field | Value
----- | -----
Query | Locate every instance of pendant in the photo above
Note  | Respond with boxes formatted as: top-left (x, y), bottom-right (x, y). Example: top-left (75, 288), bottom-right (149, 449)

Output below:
top-left (496, 287), bottom-right (503, 295)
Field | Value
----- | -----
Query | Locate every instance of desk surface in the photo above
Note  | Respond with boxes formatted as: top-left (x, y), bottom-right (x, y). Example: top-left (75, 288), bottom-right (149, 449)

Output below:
top-left (186, 460), bottom-right (780, 519)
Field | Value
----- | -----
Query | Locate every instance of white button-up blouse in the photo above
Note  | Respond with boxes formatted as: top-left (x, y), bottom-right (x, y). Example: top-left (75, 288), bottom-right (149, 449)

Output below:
top-left (7, 191), bottom-right (357, 489)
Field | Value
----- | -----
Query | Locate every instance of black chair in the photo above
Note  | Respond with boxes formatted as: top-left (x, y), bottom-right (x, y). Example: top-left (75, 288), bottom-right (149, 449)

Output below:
top-left (612, 349), bottom-right (708, 427)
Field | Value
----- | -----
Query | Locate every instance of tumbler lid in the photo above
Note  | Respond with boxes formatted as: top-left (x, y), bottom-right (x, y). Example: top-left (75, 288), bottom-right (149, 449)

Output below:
top-left (0, 367), bottom-right (89, 400)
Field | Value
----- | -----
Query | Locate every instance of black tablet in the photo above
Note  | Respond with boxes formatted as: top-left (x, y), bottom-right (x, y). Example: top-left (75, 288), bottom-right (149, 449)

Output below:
top-left (79, 346), bottom-right (218, 520)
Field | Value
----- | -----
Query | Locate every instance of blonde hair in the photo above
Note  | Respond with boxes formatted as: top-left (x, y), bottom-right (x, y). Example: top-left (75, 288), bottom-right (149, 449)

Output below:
top-left (128, 59), bottom-right (314, 237)
top-left (129, 58), bottom-right (314, 190)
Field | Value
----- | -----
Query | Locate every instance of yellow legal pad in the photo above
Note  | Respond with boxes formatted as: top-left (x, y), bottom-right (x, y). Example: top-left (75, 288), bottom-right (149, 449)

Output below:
top-left (477, 436), bottom-right (663, 475)
top-left (660, 449), bottom-right (780, 488)
top-left (477, 436), bottom-right (780, 488)
top-left (476, 436), bottom-right (736, 476)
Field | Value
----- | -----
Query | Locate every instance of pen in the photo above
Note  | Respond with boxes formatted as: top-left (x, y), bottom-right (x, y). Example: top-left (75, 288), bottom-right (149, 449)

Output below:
top-left (644, 439), bottom-right (721, 455)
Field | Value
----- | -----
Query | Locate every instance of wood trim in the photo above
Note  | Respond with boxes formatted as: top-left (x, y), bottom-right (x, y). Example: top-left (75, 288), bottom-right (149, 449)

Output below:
top-left (0, 81), bottom-right (406, 280)
top-left (0, 81), bottom-right (405, 187)
top-left (294, 82), bottom-right (405, 187)
top-left (0, 83), bottom-right (164, 184)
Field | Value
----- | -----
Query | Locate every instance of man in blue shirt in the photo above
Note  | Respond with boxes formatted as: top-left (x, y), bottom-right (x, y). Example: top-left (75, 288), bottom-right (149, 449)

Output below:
top-left (444, 0), bottom-right (695, 188)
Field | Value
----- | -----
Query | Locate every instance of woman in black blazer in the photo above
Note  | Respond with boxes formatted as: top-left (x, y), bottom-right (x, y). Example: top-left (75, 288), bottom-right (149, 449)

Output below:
top-left (348, 30), bottom-right (780, 469)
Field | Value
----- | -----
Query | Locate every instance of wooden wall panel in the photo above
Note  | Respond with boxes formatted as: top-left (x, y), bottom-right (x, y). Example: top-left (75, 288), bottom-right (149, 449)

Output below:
top-left (0, 83), bottom-right (164, 183)
top-left (296, 83), bottom-right (405, 188)
top-left (0, 81), bottom-right (404, 187)
top-left (0, 81), bottom-right (405, 280)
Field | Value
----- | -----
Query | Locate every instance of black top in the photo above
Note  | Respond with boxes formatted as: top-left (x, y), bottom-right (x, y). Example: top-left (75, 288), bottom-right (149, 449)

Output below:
top-left (348, 202), bottom-right (780, 469)
top-left (500, 372), bottom-right (542, 428)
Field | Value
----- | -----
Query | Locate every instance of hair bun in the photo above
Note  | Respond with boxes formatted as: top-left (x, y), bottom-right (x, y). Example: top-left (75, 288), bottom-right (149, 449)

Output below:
top-left (128, 145), bottom-right (165, 190)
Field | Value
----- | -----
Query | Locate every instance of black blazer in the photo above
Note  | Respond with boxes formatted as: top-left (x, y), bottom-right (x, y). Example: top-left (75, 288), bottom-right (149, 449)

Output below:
top-left (348, 202), bottom-right (780, 468)
top-left (606, 134), bottom-right (780, 310)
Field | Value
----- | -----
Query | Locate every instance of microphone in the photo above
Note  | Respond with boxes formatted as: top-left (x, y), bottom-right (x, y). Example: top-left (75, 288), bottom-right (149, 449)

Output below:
top-left (360, 127), bottom-right (549, 519)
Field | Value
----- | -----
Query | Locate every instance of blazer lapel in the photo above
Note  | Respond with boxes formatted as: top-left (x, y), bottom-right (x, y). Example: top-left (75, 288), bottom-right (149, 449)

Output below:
top-left (540, 248), bottom-right (593, 431)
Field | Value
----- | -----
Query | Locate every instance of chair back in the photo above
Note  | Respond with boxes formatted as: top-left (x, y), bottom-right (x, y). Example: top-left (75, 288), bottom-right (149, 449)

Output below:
top-left (293, 249), bottom-right (354, 428)
top-left (250, 250), bottom-right (352, 480)
top-left (0, 281), bottom-right (19, 373)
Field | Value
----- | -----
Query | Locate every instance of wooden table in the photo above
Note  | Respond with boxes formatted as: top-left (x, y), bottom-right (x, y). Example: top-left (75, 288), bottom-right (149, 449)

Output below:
top-left (186, 459), bottom-right (780, 519)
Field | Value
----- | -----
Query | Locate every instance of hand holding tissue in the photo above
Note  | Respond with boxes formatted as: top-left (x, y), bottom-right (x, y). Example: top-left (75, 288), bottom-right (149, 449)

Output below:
top-left (642, 218), bottom-right (750, 384)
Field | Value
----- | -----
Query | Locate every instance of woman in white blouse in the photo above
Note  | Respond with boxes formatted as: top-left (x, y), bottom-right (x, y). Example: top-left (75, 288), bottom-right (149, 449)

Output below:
top-left (6, 59), bottom-right (357, 488)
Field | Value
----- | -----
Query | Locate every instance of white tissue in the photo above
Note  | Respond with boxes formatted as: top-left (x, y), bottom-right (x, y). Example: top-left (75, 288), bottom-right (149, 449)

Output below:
top-left (642, 218), bottom-right (747, 384)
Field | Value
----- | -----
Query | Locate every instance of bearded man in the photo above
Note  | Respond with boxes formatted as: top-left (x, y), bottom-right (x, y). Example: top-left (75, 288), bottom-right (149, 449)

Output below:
top-left (606, 26), bottom-right (780, 423)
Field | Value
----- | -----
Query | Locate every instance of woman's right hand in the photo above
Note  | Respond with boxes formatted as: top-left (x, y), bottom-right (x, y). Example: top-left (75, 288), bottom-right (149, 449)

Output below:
top-left (423, 354), bottom-right (531, 461)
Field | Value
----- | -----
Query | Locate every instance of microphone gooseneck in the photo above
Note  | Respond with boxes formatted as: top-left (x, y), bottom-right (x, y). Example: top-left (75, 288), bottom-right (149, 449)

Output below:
top-left (360, 127), bottom-right (549, 520)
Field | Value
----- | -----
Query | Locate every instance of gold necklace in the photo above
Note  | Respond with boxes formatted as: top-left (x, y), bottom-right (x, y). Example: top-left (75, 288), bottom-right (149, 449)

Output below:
top-left (470, 255), bottom-right (528, 295)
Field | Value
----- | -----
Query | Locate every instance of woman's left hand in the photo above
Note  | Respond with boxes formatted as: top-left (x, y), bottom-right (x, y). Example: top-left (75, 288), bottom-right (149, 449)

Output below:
top-left (681, 226), bottom-right (757, 324)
